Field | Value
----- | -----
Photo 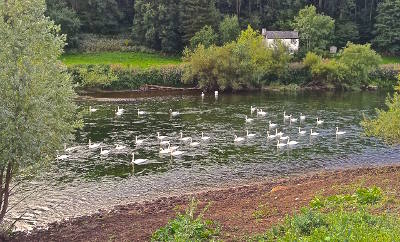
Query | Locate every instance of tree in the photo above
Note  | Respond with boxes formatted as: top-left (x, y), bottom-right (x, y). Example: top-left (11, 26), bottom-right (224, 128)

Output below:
top-left (190, 25), bottom-right (218, 49)
top-left (219, 15), bottom-right (240, 44)
top-left (334, 21), bottom-right (359, 48)
top-left (45, 0), bottom-right (81, 48)
top-left (373, 0), bottom-right (400, 55)
top-left (292, 5), bottom-right (335, 54)
top-left (339, 43), bottom-right (381, 86)
top-left (0, 0), bottom-right (77, 224)
top-left (180, 0), bottom-right (220, 45)
top-left (158, 0), bottom-right (182, 53)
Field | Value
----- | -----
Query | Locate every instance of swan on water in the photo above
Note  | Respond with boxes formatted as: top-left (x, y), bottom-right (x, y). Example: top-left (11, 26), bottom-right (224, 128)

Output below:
top-left (300, 113), bottom-right (306, 120)
top-left (89, 106), bottom-right (98, 113)
top-left (257, 109), bottom-right (267, 116)
top-left (201, 132), bottom-right (210, 141)
top-left (283, 111), bottom-right (291, 120)
top-left (298, 127), bottom-right (307, 135)
top-left (234, 135), bottom-right (245, 142)
top-left (100, 147), bottom-right (110, 155)
top-left (169, 109), bottom-right (180, 117)
top-left (137, 109), bottom-right (146, 115)
top-left (275, 129), bottom-right (284, 137)
top-left (180, 132), bottom-right (191, 142)
top-left (189, 138), bottom-right (200, 147)
top-left (246, 129), bottom-right (256, 138)
top-left (277, 140), bottom-right (287, 148)
top-left (89, 139), bottom-right (100, 149)
top-left (316, 118), bottom-right (324, 125)
top-left (267, 131), bottom-right (277, 139)
top-left (132, 153), bottom-right (148, 165)
top-left (269, 121), bottom-right (277, 129)
top-left (287, 137), bottom-right (299, 146)
top-left (245, 115), bottom-right (254, 123)
top-left (310, 129), bottom-right (319, 136)
top-left (115, 144), bottom-right (126, 150)
top-left (136, 136), bottom-right (145, 145)
top-left (336, 127), bottom-right (346, 135)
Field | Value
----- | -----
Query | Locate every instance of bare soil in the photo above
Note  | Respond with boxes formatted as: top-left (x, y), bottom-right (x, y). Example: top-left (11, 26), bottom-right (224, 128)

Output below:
top-left (10, 165), bottom-right (400, 242)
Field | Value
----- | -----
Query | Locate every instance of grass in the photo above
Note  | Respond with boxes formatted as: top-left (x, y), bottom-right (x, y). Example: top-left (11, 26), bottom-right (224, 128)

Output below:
top-left (381, 56), bottom-right (400, 64)
top-left (251, 186), bottom-right (400, 241)
top-left (60, 51), bottom-right (182, 68)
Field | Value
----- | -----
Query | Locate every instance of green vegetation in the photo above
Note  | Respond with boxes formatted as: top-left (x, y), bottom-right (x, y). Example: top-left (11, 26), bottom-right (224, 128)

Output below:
top-left (183, 26), bottom-right (290, 91)
top-left (292, 5), bottom-right (335, 54)
top-left (60, 52), bottom-right (181, 68)
top-left (382, 56), bottom-right (400, 64)
top-left (0, 0), bottom-right (77, 225)
top-left (151, 199), bottom-right (220, 242)
top-left (373, 0), bottom-right (400, 55)
top-left (362, 74), bottom-right (400, 144)
top-left (304, 43), bottom-right (381, 89)
top-left (253, 186), bottom-right (400, 241)
top-left (190, 25), bottom-right (218, 49)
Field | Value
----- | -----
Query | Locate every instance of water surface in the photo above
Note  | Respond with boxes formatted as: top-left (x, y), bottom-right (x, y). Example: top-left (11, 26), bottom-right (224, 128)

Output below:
top-left (9, 91), bottom-right (400, 230)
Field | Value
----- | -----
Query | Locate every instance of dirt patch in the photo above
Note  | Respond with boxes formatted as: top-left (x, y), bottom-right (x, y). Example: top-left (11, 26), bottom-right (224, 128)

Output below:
top-left (11, 165), bottom-right (400, 242)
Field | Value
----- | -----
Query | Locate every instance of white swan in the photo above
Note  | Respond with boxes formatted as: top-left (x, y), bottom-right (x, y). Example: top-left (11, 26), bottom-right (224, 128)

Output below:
top-left (57, 152), bottom-right (69, 160)
top-left (100, 147), bottom-right (110, 155)
top-left (234, 135), bottom-right (245, 142)
top-left (201, 92), bottom-right (205, 97)
top-left (180, 132), bottom-right (191, 142)
top-left (157, 132), bottom-right (167, 141)
top-left (189, 138), bottom-right (200, 147)
top-left (280, 135), bottom-right (289, 141)
top-left (89, 106), bottom-right (98, 113)
top-left (300, 113), bottom-right (306, 120)
top-left (171, 150), bottom-right (185, 156)
top-left (251, 106), bottom-right (256, 113)
top-left (276, 140), bottom-right (287, 148)
top-left (137, 109), bottom-right (146, 115)
top-left (160, 140), bottom-right (170, 146)
top-left (159, 146), bottom-right (172, 154)
top-left (132, 153), bottom-right (148, 165)
top-left (169, 109), bottom-right (180, 117)
top-left (116, 106), bottom-right (124, 116)
top-left (215, 91), bottom-right (219, 96)
top-left (136, 136), bottom-right (145, 145)
top-left (298, 127), bottom-right (307, 135)
top-left (115, 144), bottom-right (126, 150)
top-left (287, 137), bottom-right (299, 146)
top-left (257, 109), bottom-right (267, 116)
top-left (290, 116), bottom-right (298, 123)
top-left (275, 129), bottom-right (284, 137)
top-left (316, 118), bottom-right (324, 125)
top-left (310, 129), bottom-right (319, 136)
top-left (245, 115), bottom-right (254, 123)
top-left (246, 129), bottom-right (256, 138)
top-left (88, 139), bottom-right (100, 149)
top-left (267, 131), bottom-right (277, 139)
top-left (269, 121), bottom-right (277, 129)
top-left (283, 111), bottom-right (291, 120)
top-left (336, 127), bottom-right (346, 135)
top-left (201, 132), bottom-right (210, 141)
top-left (64, 144), bottom-right (78, 152)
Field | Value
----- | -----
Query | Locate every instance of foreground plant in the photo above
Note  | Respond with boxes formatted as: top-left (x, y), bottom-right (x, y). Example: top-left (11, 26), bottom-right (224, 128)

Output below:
top-left (362, 74), bottom-right (400, 144)
top-left (253, 187), bottom-right (400, 241)
top-left (151, 198), bottom-right (220, 241)
top-left (0, 0), bottom-right (77, 225)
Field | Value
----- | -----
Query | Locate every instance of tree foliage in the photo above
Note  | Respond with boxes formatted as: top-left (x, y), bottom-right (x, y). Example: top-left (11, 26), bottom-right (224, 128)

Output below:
top-left (190, 25), bottom-right (218, 49)
top-left (292, 5), bottom-right (335, 54)
top-left (373, 0), bottom-right (400, 55)
top-left (219, 15), bottom-right (240, 44)
top-left (0, 0), bottom-right (77, 224)
top-left (183, 26), bottom-right (290, 91)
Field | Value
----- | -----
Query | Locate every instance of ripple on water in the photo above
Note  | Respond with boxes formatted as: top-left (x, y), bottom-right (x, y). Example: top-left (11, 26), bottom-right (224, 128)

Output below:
top-left (7, 91), bottom-right (400, 231)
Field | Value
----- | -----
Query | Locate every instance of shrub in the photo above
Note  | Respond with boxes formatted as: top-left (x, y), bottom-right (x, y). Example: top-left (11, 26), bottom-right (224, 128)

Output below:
top-left (362, 75), bottom-right (400, 144)
top-left (68, 64), bottom-right (183, 90)
top-left (151, 199), bottom-right (219, 242)
top-left (369, 65), bottom-right (400, 89)
top-left (183, 26), bottom-right (291, 91)
top-left (190, 25), bottom-right (218, 49)
top-left (255, 187), bottom-right (400, 241)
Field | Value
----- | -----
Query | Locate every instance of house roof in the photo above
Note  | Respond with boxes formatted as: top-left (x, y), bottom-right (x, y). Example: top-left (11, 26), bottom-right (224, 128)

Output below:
top-left (264, 31), bottom-right (299, 39)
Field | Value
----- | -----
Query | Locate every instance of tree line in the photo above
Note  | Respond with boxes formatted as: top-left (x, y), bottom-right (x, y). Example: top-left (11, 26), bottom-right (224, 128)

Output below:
top-left (46, 0), bottom-right (400, 54)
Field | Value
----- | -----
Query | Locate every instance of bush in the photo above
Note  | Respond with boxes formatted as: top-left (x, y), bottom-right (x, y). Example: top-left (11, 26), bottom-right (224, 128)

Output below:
top-left (183, 26), bottom-right (291, 91)
top-left (362, 75), bottom-right (400, 144)
top-left (75, 34), bottom-right (156, 53)
top-left (190, 25), bottom-right (218, 49)
top-left (151, 199), bottom-right (219, 242)
top-left (255, 187), bottom-right (400, 241)
top-left (68, 64), bottom-right (183, 90)
top-left (369, 65), bottom-right (400, 89)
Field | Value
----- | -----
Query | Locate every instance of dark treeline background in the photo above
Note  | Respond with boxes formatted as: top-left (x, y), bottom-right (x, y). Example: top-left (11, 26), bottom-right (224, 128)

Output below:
top-left (46, 0), bottom-right (399, 54)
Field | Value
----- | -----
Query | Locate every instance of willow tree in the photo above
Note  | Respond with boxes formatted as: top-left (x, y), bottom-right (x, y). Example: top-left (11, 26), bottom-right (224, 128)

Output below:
top-left (0, 0), bottom-right (77, 224)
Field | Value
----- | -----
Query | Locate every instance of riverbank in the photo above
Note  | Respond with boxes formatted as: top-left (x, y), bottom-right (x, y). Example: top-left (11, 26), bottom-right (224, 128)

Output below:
top-left (11, 164), bottom-right (400, 241)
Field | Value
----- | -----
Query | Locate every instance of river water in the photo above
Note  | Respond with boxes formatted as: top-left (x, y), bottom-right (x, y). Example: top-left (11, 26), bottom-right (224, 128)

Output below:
top-left (8, 90), bottom-right (400, 231)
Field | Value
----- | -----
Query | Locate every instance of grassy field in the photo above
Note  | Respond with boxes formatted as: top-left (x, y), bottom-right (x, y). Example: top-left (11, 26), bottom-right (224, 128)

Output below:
top-left (61, 52), bottom-right (182, 68)
top-left (382, 56), bottom-right (400, 64)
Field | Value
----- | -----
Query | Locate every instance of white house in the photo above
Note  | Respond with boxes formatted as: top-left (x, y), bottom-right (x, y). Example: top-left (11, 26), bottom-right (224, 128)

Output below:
top-left (262, 29), bottom-right (299, 53)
